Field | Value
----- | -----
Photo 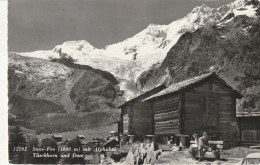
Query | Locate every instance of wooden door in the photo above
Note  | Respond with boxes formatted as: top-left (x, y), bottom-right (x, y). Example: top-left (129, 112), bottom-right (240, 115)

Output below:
top-left (201, 98), bottom-right (218, 129)
top-left (132, 103), bottom-right (151, 135)
top-left (207, 100), bottom-right (218, 127)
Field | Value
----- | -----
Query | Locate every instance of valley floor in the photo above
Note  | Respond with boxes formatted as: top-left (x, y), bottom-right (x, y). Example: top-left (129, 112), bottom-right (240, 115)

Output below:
top-left (36, 124), bottom-right (117, 142)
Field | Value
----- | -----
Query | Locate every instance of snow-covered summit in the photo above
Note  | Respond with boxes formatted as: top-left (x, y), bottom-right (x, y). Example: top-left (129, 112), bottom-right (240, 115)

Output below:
top-left (220, 0), bottom-right (259, 17)
top-left (53, 40), bottom-right (105, 55)
top-left (55, 40), bottom-right (95, 51)
top-left (191, 4), bottom-right (211, 13)
top-left (104, 3), bottom-right (221, 62)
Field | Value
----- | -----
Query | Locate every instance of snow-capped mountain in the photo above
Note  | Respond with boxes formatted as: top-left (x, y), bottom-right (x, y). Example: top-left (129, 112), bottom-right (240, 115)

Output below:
top-left (16, 0), bottom-right (260, 100)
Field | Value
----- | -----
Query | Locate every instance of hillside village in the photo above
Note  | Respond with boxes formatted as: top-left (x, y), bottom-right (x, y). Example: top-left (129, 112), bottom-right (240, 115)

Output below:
top-left (8, 0), bottom-right (260, 164)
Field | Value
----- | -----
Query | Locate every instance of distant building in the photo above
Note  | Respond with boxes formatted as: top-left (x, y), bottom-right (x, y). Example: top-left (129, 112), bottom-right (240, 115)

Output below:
top-left (103, 139), bottom-right (119, 149)
top-left (109, 131), bottom-right (118, 137)
top-left (64, 138), bottom-right (72, 144)
top-left (77, 135), bottom-right (85, 140)
top-left (237, 109), bottom-right (260, 143)
top-left (52, 134), bottom-right (63, 142)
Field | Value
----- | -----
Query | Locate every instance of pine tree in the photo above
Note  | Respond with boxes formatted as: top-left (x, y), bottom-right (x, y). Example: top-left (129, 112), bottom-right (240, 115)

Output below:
top-left (9, 125), bottom-right (26, 164)
top-left (24, 137), bottom-right (39, 164)
top-left (38, 138), bottom-right (61, 164)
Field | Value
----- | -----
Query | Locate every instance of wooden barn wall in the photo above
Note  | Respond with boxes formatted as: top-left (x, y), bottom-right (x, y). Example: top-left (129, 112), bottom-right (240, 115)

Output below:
top-left (132, 102), bottom-right (152, 135)
top-left (122, 106), bottom-right (131, 135)
top-left (238, 117), bottom-right (260, 143)
top-left (184, 79), bottom-right (237, 141)
top-left (153, 94), bottom-right (181, 135)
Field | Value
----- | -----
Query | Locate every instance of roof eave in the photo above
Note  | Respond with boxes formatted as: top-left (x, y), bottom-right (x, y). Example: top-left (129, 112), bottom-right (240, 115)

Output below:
top-left (144, 73), bottom-right (243, 101)
top-left (118, 84), bottom-right (166, 108)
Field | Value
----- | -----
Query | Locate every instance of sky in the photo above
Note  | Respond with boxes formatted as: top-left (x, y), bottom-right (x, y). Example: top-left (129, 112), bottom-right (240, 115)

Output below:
top-left (8, 0), bottom-right (234, 52)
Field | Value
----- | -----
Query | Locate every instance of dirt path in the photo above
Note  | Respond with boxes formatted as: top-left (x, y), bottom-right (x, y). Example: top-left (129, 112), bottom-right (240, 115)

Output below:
top-left (154, 149), bottom-right (253, 164)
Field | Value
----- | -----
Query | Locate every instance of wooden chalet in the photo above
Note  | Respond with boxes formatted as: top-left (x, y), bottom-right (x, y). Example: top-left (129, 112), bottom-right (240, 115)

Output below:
top-left (143, 72), bottom-right (243, 144)
top-left (237, 109), bottom-right (260, 144)
top-left (52, 134), bottom-right (63, 142)
top-left (118, 85), bottom-right (166, 140)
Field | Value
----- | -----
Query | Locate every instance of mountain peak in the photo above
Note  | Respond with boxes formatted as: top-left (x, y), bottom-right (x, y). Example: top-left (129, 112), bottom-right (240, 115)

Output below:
top-left (52, 40), bottom-right (101, 55)
top-left (61, 40), bottom-right (95, 49)
top-left (201, 4), bottom-right (209, 9)
top-left (191, 4), bottom-right (211, 14)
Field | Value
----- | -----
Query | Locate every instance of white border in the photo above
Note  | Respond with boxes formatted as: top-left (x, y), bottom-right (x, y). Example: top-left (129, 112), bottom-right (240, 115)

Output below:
top-left (0, 0), bottom-right (9, 164)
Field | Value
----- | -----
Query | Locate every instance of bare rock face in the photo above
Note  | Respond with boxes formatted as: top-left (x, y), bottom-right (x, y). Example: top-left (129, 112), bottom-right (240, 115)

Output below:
top-left (137, 15), bottom-right (260, 109)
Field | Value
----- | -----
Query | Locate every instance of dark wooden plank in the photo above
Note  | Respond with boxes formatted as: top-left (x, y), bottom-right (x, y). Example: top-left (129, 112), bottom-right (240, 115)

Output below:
top-left (185, 103), bottom-right (201, 108)
top-left (154, 115), bottom-right (179, 122)
top-left (155, 119), bottom-right (179, 125)
top-left (154, 97), bottom-right (180, 105)
top-left (154, 110), bottom-right (179, 117)
top-left (154, 106), bottom-right (179, 114)
top-left (219, 112), bottom-right (232, 115)
top-left (154, 98), bottom-right (180, 105)
top-left (155, 124), bottom-right (179, 129)
top-left (155, 116), bottom-right (177, 122)
top-left (154, 130), bottom-right (179, 135)
top-left (155, 126), bottom-right (180, 131)
top-left (154, 102), bottom-right (179, 110)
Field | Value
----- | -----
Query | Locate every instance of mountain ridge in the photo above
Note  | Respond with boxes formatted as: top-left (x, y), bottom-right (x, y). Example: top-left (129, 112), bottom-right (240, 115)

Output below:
top-left (16, 0), bottom-right (252, 82)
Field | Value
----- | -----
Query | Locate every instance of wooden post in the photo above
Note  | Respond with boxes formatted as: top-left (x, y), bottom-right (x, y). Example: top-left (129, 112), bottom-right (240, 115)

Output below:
top-left (130, 103), bottom-right (133, 135)
top-left (179, 93), bottom-right (185, 134)
top-left (117, 121), bottom-right (121, 143)
top-left (128, 135), bottom-right (134, 144)
top-left (146, 135), bottom-right (156, 143)
top-left (120, 134), bottom-right (124, 148)
top-left (150, 101), bottom-right (154, 135)
top-left (179, 136), bottom-right (186, 147)
top-left (176, 134), bottom-right (189, 147)
top-left (152, 136), bottom-right (156, 143)
top-left (120, 108), bottom-right (123, 132)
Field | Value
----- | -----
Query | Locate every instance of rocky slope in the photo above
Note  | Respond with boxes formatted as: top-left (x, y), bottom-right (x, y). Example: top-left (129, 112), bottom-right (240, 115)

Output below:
top-left (8, 53), bottom-right (120, 133)
top-left (137, 2), bottom-right (260, 109)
